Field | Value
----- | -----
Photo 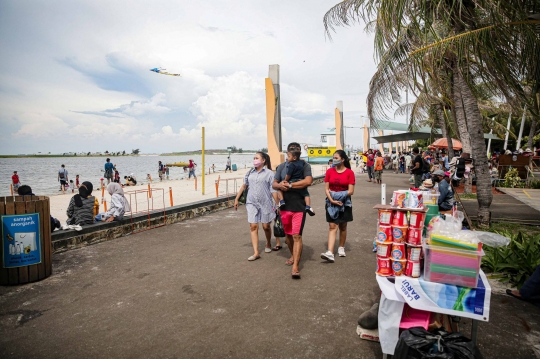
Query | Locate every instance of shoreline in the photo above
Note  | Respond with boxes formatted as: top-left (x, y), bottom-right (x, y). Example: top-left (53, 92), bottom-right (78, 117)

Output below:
top-left (48, 165), bottom-right (329, 224)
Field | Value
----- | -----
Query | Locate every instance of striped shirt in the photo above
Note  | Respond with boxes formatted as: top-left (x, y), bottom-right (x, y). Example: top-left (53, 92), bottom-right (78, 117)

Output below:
top-left (66, 196), bottom-right (96, 225)
top-left (244, 167), bottom-right (277, 223)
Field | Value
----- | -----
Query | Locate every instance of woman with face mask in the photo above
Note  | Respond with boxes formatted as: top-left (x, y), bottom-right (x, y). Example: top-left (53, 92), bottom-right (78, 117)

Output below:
top-left (234, 152), bottom-right (278, 261)
top-left (321, 150), bottom-right (356, 262)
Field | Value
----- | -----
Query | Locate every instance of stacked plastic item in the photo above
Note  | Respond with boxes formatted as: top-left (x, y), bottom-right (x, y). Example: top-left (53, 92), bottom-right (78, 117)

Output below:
top-left (391, 190), bottom-right (424, 209)
top-left (375, 208), bottom-right (426, 278)
top-left (423, 215), bottom-right (484, 288)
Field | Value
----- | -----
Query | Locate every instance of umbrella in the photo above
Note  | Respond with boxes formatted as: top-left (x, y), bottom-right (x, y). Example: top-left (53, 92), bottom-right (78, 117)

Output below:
top-left (430, 138), bottom-right (462, 150)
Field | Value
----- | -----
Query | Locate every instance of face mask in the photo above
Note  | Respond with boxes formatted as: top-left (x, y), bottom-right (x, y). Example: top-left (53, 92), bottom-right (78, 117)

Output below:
top-left (433, 176), bottom-right (441, 183)
top-left (333, 159), bottom-right (342, 166)
top-left (253, 160), bottom-right (262, 167)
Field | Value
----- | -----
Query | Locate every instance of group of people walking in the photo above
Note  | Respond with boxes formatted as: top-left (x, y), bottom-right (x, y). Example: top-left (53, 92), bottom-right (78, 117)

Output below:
top-left (234, 142), bottom-right (356, 279)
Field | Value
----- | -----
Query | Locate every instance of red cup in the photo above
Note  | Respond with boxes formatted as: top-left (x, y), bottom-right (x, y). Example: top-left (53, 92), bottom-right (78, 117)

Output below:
top-left (392, 259), bottom-right (407, 276)
top-left (405, 260), bottom-right (421, 278)
top-left (392, 225), bottom-right (408, 243)
top-left (407, 227), bottom-right (422, 246)
top-left (376, 241), bottom-right (392, 258)
top-left (391, 242), bottom-right (406, 260)
top-left (406, 244), bottom-right (422, 261)
top-left (376, 258), bottom-right (393, 276)
top-left (392, 211), bottom-right (408, 226)
top-left (409, 212), bottom-right (426, 228)
top-left (378, 209), bottom-right (393, 225)
top-left (377, 224), bottom-right (393, 243)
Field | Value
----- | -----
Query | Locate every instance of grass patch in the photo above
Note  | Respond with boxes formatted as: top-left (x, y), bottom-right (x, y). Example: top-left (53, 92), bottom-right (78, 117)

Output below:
top-left (458, 193), bottom-right (477, 200)
top-left (488, 222), bottom-right (540, 236)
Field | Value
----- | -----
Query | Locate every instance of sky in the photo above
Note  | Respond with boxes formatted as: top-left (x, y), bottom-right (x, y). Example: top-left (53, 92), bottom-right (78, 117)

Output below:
top-left (0, 0), bottom-right (379, 155)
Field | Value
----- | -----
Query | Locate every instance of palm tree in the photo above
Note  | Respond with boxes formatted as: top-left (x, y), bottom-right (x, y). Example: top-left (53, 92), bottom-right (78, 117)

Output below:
top-left (324, 0), bottom-right (540, 226)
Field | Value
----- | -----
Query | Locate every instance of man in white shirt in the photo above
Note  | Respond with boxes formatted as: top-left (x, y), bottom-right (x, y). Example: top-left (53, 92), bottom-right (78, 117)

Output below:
top-left (405, 153), bottom-right (412, 173)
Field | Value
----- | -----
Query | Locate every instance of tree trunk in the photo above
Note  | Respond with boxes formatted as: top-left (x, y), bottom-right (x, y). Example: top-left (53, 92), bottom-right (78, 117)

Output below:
top-left (452, 66), bottom-right (472, 194)
top-left (455, 69), bottom-right (493, 227)
top-left (437, 106), bottom-right (456, 159)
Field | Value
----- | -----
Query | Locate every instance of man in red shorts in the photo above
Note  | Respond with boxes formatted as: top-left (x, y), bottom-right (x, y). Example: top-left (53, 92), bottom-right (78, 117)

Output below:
top-left (273, 142), bottom-right (313, 279)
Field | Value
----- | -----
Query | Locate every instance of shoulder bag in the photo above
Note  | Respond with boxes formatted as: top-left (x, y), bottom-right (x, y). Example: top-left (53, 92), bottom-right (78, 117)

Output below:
top-left (238, 168), bottom-right (254, 204)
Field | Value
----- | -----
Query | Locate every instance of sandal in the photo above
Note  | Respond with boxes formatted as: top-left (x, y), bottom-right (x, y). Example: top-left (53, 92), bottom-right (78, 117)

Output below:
top-left (248, 255), bottom-right (261, 261)
top-left (506, 289), bottom-right (525, 301)
top-left (272, 246), bottom-right (283, 251)
top-left (291, 271), bottom-right (301, 279)
top-left (285, 259), bottom-right (294, 266)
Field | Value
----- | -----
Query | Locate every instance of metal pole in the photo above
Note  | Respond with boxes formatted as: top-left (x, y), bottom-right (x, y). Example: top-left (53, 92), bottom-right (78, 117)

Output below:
top-left (516, 106), bottom-right (526, 151)
top-left (381, 184), bottom-right (386, 204)
top-left (202, 127), bottom-right (205, 195)
top-left (503, 112), bottom-right (511, 150)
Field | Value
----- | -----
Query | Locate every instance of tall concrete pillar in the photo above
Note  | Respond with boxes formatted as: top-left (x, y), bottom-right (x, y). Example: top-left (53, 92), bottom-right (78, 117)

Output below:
top-left (363, 118), bottom-right (370, 152)
top-left (265, 65), bottom-right (284, 167)
top-left (378, 130), bottom-right (384, 154)
top-left (335, 101), bottom-right (344, 150)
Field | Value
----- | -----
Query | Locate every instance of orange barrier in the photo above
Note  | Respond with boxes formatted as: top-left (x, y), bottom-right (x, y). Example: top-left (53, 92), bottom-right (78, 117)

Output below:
top-left (169, 187), bottom-right (173, 206)
top-left (195, 177), bottom-right (198, 191)
top-left (148, 184), bottom-right (151, 198)
top-left (104, 199), bottom-right (107, 212)
top-left (125, 187), bottom-right (167, 234)
top-left (215, 175), bottom-right (221, 197)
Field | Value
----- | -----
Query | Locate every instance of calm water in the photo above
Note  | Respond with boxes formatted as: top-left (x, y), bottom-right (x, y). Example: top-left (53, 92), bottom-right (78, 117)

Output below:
top-left (0, 154), bottom-right (256, 196)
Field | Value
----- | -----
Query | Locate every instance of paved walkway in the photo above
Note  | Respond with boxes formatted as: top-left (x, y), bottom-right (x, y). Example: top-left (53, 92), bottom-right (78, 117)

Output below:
top-left (497, 187), bottom-right (540, 214)
top-left (1, 172), bottom-right (538, 358)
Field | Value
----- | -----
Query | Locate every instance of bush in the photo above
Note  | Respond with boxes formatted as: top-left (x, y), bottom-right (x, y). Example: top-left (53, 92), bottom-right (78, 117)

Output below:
top-left (481, 231), bottom-right (540, 288)
top-left (499, 167), bottom-right (524, 188)
top-left (529, 180), bottom-right (540, 189)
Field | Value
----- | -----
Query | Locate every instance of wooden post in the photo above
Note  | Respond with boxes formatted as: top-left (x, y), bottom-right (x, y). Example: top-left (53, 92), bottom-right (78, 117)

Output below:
top-left (148, 184), bottom-right (152, 198)
top-left (101, 184), bottom-right (105, 203)
top-left (202, 127), bottom-right (205, 195)
top-left (10, 184), bottom-right (13, 196)
top-left (169, 187), bottom-right (174, 206)
top-left (194, 176), bottom-right (198, 191)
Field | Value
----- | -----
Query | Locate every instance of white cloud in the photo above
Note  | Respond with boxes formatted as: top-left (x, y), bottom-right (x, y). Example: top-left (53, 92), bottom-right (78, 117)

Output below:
top-left (14, 112), bottom-right (69, 138)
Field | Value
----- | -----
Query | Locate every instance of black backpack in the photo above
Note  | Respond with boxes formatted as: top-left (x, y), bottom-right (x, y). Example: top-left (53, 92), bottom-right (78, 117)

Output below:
top-left (455, 158), bottom-right (466, 178)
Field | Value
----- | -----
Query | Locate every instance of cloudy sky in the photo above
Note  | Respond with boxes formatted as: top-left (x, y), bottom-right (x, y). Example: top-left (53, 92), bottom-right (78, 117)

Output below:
top-left (0, 0), bottom-right (379, 155)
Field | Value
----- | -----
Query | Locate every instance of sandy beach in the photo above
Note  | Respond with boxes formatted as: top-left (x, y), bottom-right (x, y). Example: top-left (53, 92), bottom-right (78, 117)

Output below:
top-left (50, 165), bottom-right (329, 224)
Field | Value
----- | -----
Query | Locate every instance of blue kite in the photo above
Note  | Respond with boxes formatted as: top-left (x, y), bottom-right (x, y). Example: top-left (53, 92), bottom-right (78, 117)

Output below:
top-left (149, 67), bottom-right (181, 77)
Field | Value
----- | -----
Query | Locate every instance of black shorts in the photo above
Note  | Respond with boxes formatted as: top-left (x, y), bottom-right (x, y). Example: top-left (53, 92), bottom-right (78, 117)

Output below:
top-left (60, 179), bottom-right (67, 186)
top-left (325, 205), bottom-right (353, 223)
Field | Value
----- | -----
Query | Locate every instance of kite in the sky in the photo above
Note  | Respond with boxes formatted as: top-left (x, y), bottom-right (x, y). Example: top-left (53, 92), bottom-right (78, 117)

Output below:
top-left (150, 67), bottom-right (181, 77)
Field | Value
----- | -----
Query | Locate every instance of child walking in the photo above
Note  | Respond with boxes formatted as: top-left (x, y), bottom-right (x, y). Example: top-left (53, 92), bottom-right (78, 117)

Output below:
top-left (277, 150), bottom-right (315, 216)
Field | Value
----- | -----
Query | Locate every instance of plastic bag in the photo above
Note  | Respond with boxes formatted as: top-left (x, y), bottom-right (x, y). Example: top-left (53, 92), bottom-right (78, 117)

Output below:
top-left (394, 327), bottom-right (483, 359)
top-left (273, 211), bottom-right (285, 238)
top-left (475, 231), bottom-right (511, 247)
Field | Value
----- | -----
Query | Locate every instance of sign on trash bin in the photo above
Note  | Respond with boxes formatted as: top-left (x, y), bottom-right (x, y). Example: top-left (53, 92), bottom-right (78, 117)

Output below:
top-left (2, 213), bottom-right (41, 268)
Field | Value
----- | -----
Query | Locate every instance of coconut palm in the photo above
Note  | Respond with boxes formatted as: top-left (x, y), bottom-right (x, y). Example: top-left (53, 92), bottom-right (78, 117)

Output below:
top-left (324, 0), bottom-right (540, 226)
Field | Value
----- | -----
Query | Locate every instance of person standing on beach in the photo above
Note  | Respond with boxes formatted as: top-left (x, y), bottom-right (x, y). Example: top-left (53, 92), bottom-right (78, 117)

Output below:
top-left (165, 165), bottom-right (170, 180)
top-left (225, 157), bottom-right (232, 173)
top-left (58, 164), bottom-right (68, 194)
top-left (234, 152), bottom-right (276, 262)
top-left (12, 171), bottom-right (20, 193)
top-left (321, 150), bottom-right (356, 262)
top-left (273, 142), bottom-right (313, 279)
top-left (188, 160), bottom-right (196, 180)
top-left (158, 161), bottom-right (164, 181)
top-left (411, 147), bottom-right (423, 188)
top-left (104, 158), bottom-right (114, 184)
top-left (366, 149), bottom-right (375, 183)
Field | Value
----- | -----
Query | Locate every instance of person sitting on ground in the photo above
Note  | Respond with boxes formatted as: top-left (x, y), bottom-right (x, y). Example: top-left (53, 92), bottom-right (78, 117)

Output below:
top-left (18, 185), bottom-right (61, 232)
top-left (432, 169), bottom-right (454, 213)
top-left (66, 181), bottom-right (97, 226)
top-left (506, 265), bottom-right (540, 307)
top-left (95, 183), bottom-right (131, 222)
top-left (278, 150), bottom-right (315, 216)
top-left (124, 176), bottom-right (135, 186)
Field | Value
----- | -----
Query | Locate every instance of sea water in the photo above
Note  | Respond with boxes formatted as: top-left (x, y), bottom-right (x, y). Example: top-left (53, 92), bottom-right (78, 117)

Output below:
top-left (0, 154), bottom-right (256, 196)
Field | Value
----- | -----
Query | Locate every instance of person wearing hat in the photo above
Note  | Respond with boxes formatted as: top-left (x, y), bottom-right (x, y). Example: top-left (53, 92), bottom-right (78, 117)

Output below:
top-left (433, 169), bottom-right (454, 213)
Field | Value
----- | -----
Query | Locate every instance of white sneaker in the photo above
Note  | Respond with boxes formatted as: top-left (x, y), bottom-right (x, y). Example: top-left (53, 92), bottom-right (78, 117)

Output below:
top-left (338, 247), bottom-right (346, 257)
top-left (321, 251), bottom-right (335, 263)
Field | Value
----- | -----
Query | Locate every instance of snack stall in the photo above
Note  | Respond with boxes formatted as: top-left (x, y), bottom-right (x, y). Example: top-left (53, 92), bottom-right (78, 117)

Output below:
top-left (373, 189), bottom-right (491, 358)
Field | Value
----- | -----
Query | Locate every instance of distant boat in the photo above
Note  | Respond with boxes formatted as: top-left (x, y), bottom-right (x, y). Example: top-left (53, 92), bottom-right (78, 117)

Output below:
top-left (166, 162), bottom-right (190, 167)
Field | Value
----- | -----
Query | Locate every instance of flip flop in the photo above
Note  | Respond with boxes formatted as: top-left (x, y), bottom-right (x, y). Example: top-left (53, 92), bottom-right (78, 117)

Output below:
top-left (248, 255), bottom-right (261, 261)
top-left (291, 271), bottom-right (301, 279)
top-left (506, 289), bottom-right (525, 301)
top-left (285, 259), bottom-right (294, 266)
top-left (272, 246), bottom-right (283, 251)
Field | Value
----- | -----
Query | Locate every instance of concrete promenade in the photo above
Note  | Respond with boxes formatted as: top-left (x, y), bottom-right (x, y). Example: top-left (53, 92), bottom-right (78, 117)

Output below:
top-left (1, 172), bottom-right (539, 358)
